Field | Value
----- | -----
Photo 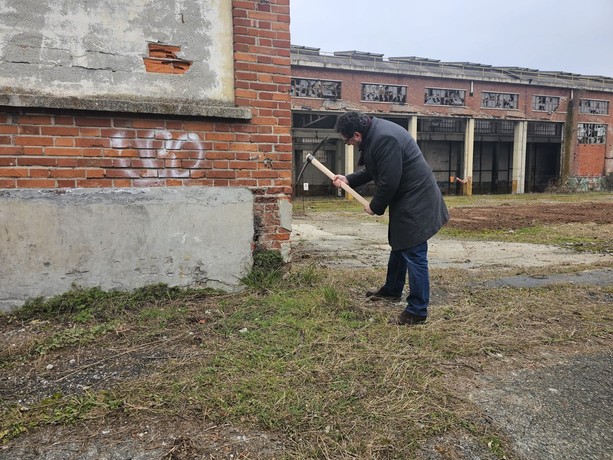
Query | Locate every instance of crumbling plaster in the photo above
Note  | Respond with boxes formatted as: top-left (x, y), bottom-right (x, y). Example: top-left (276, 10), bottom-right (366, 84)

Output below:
top-left (0, 0), bottom-right (236, 114)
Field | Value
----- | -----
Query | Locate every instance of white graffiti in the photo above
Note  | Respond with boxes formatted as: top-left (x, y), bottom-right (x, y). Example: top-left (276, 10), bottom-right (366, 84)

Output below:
top-left (110, 129), bottom-right (207, 171)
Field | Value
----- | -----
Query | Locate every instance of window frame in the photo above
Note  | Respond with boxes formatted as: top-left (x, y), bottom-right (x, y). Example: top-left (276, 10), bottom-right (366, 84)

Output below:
top-left (424, 87), bottom-right (466, 106)
top-left (577, 123), bottom-right (607, 144)
top-left (290, 78), bottom-right (342, 99)
top-left (533, 95), bottom-right (560, 113)
top-left (481, 91), bottom-right (519, 110)
top-left (360, 83), bottom-right (407, 103)
top-left (579, 99), bottom-right (609, 115)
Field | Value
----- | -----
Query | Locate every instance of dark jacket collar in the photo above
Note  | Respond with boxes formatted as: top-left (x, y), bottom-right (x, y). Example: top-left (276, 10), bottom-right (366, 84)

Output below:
top-left (357, 117), bottom-right (373, 165)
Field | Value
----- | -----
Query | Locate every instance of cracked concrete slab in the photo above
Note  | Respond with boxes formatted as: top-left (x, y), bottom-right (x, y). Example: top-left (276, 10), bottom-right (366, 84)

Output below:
top-left (470, 353), bottom-right (613, 460)
top-left (483, 267), bottom-right (613, 288)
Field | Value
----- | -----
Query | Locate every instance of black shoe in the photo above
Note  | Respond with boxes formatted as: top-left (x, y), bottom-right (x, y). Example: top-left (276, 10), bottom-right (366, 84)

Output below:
top-left (366, 287), bottom-right (402, 301)
top-left (388, 311), bottom-right (427, 326)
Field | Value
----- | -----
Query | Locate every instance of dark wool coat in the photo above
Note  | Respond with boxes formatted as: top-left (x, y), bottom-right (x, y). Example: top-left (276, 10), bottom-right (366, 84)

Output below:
top-left (347, 117), bottom-right (449, 250)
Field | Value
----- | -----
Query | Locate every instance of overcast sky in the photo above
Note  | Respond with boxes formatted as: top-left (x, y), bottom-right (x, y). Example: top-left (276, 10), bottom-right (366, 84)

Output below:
top-left (290, 0), bottom-right (613, 78)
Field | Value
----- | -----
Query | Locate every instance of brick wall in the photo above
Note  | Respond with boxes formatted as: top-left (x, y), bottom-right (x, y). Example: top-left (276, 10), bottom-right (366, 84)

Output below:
top-left (0, 0), bottom-right (292, 251)
top-left (292, 66), bottom-right (613, 178)
top-left (292, 66), bottom-right (572, 123)
top-left (574, 144), bottom-right (606, 176)
top-left (571, 90), bottom-right (612, 176)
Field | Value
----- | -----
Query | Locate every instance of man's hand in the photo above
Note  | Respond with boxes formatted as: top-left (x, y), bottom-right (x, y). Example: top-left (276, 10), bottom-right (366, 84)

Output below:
top-left (332, 174), bottom-right (348, 188)
top-left (333, 175), bottom-right (372, 215)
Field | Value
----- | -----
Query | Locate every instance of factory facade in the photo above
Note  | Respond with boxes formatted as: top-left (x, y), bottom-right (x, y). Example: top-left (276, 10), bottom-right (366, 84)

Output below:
top-left (290, 46), bottom-right (613, 196)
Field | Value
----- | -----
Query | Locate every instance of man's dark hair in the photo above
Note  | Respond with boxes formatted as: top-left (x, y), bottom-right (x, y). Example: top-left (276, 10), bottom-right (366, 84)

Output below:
top-left (334, 111), bottom-right (370, 138)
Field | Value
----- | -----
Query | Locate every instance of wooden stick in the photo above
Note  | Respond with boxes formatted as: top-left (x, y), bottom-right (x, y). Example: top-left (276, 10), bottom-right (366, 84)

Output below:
top-left (306, 154), bottom-right (370, 208)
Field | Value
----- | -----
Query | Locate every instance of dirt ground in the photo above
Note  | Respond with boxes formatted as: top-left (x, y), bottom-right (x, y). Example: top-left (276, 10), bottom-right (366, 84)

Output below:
top-left (446, 201), bottom-right (613, 231)
top-left (1, 199), bottom-right (612, 459)
top-left (291, 200), bottom-right (613, 271)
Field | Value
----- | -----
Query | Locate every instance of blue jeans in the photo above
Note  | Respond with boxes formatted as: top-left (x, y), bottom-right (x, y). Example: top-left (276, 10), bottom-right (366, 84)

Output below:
top-left (383, 241), bottom-right (429, 318)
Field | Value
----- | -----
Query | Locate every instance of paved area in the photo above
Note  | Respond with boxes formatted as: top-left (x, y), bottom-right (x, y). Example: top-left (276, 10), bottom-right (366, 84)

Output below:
top-left (470, 352), bottom-right (613, 460)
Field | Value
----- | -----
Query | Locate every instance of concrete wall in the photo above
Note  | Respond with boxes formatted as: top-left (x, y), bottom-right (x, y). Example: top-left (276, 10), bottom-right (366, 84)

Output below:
top-left (0, 187), bottom-right (254, 311)
top-left (0, 0), bottom-right (235, 110)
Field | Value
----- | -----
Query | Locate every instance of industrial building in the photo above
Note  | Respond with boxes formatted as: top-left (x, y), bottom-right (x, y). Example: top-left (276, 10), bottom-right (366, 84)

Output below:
top-left (290, 46), bottom-right (613, 196)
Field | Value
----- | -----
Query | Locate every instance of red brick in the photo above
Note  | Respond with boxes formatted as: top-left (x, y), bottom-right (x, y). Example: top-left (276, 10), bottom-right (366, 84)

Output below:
top-left (29, 169), bottom-right (51, 178)
top-left (19, 126), bottom-right (40, 135)
top-left (17, 179), bottom-right (56, 188)
top-left (55, 116), bottom-right (75, 125)
top-left (76, 138), bottom-right (110, 148)
top-left (0, 126), bottom-right (18, 134)
top-left (18, 157), bottom-right (56, 167)
top-left (41, 126), bottom-right (79, 136)
top-left (86, 169), bottom-right (106, 178)
top-left (77, 179), bottom-right (113, 187)
top-left (0, 168), bottom-right (28, 177)
top-left (208, 170), bottom-right (236, 179)
top-left (45, 147), bottom-right (83, 156)
top-left (75, 117), bottom-right (112, 127)
top-left (15, 136), bottom-right (54, 146)
top-left (132, 119), bottom-right (167, 129)
top-left (50, 169), bottom-right (86, 178)
top-left (82, 148), bottom-right (104, 157)
top-left (132, 179), bottom-right (166, 187)
top-left (105, 169), bottom-right (141, 178)
top-left (79, 128), bottom-right (101, 137)
top-left (54, 138), bottom-right (75, 147)
top-left (56, 158), bottom-right (79, 167)
top-left (16, 115), bottom-right (53, 125)
top-left (0, 145), bottom-right (23, 156)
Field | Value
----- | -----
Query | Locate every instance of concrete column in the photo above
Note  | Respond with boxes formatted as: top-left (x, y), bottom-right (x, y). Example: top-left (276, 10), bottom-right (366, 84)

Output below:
top-left (512, 121), bottom-right (528, 194)
top-left (408, 115), bottom-right (418, 139)
top-left (344, 143), bottom-right (355, 201)
top-left (462, 118), bottom-right (475, 196)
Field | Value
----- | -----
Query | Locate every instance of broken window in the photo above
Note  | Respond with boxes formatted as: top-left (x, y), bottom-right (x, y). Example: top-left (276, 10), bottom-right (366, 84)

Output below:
top-left (475, 120), bottom-right (515, 135)
top-left (292, 113), bottom-right (338, 129)
top-left (481, 92), bottom-right (518, 109)
top-left (533, 96), bottom-right (560, 112)
top-left (579, 99), bottom-right (609, 115)
top-left (418, 118), bottom-right (465, 133)
top-left (424, 88), bottom-right (465, 106)
top-left (290, 78), bottom-right (341, 99)
top-left (361, 84), bottom-right (407, 103)
top-left (528, 122), bottom-right (562, 136)
top-left (577, 123), bottom-right (607, 144)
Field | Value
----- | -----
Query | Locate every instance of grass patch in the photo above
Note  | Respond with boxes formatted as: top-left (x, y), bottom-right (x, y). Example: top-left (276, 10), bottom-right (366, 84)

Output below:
top-left (439, 222), bottom-right (613, 253)
top-left (2, 264), bottom-right (611, 457)
top-left (1, 194), bottom-right (611, 456)
top-left (241, 250), bottom-right (285, 290)
top-left (34, 323), bottom-right (118, 356)
top-left (14, 283), bottom-right (218, 322)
